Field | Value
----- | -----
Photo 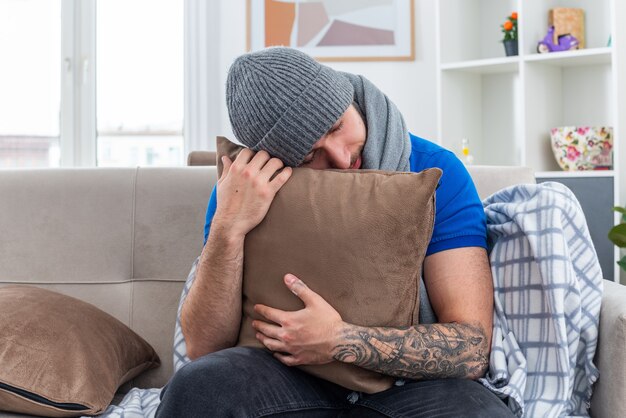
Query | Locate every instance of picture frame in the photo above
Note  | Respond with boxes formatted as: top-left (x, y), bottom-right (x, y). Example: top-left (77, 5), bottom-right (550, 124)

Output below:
top-left (247, 0), bottom-right (415, 62)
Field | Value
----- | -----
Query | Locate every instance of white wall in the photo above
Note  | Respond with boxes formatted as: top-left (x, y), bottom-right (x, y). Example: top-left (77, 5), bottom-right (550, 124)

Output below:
top-left (211, 0), bottom-right (438, 149)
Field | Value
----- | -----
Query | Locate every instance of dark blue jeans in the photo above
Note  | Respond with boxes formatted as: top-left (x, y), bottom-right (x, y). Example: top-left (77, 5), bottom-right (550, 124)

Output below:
top-left (155, 347), bottom-right (514, 418)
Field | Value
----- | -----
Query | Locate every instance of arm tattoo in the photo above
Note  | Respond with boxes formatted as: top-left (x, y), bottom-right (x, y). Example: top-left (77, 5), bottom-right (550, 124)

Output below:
top-left (332, 323), bottom-right (490, 380)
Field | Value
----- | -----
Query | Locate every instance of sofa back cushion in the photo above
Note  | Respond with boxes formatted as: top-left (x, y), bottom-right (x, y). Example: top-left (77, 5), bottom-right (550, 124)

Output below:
top-left (0, 168), bottom-right (214, 391)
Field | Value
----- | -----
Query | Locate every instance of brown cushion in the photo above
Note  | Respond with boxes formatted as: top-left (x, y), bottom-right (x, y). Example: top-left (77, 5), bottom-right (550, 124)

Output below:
top-left (0, 285), bottom-right (160, 417)
top-left (217, 136), bottom-right (441, 393)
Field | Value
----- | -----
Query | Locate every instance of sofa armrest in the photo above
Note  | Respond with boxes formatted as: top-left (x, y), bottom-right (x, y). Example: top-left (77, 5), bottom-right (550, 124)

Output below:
top-left (590, 279), bottom-right (626, 418)
top-left (187, 151), bottom-right (217, 166)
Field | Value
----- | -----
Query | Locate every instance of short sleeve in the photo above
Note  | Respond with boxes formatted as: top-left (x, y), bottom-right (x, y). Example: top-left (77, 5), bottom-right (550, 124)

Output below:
top-left (425, 151), bottom-right (487, 256)
top-left (203, 185), bottom-right (218, 246)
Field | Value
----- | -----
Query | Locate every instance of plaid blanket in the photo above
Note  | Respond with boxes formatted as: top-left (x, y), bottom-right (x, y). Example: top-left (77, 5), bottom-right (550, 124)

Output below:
top-left (96, 182), bottom-right (603, 418)
top-left (479, 182), bottom-right (603, 417)
top-left (96, 389), bottom-right (161, 418)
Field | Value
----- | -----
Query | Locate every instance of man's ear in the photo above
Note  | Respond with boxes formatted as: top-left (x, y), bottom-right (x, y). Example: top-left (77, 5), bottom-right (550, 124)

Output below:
top-left (216, 136), bottom-right (246, 178)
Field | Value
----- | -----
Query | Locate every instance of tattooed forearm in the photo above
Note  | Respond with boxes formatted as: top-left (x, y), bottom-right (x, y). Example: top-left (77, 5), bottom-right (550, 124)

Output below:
top-left (332, 323), bottom-right (489, 380)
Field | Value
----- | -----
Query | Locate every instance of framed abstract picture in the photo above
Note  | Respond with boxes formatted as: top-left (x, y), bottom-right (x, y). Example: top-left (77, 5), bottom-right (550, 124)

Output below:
top-left (247, 0), bottom-right (415, 62)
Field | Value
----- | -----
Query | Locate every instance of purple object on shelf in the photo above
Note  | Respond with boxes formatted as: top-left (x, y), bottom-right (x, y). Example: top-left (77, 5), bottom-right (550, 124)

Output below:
top-left (537, 26), bottom-right (579, 53)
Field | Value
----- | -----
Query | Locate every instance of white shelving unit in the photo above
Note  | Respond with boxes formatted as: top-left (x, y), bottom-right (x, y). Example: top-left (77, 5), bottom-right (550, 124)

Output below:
top-left (435, 0), bottom-right (626, 283)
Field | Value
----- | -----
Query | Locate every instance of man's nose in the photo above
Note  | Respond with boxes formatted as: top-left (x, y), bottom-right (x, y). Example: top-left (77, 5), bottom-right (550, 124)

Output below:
top-left (323, 144), bottom-right (350, 169)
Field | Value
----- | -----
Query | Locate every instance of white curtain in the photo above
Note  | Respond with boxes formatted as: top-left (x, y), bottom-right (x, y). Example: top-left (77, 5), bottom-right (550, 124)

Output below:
top-left (184, 0), bottom-right (221, 154)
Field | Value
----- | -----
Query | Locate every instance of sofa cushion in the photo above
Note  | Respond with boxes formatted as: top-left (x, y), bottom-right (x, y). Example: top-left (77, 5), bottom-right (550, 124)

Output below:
top-left (0, 285), bottom-right (160, 417)
top-left (214, 136), bottom-right (441, 393)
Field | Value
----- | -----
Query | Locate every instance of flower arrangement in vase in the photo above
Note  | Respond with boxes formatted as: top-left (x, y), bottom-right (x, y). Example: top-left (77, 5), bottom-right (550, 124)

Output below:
top-left (550, 126), bottom-right (613, 171)
top-left (501, 12), bottom-right (518, 56)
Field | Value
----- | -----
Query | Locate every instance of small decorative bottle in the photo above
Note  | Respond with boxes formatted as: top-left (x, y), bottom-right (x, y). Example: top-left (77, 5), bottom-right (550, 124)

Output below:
top-left (461, 138), bottom-right (474, 165)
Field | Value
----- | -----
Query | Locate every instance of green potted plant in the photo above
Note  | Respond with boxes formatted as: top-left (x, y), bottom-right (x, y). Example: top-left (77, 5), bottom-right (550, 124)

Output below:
top-left (501, 12), bottom-right (518, 56)
top-left (609, 206), bottom-right (626, 271)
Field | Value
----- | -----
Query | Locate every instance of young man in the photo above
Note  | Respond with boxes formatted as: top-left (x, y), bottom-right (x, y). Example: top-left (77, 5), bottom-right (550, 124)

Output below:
top-left (156, 47), bottom-right (514, 417)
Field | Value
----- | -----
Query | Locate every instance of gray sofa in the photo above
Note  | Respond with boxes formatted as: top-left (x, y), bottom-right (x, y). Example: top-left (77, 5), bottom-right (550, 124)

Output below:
top-left (0, 164), bottom-right (624, 418)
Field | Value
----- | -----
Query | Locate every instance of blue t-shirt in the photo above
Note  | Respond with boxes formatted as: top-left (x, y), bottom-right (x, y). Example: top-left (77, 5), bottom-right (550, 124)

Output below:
top-left (203, 133), bottom-right (487, 256)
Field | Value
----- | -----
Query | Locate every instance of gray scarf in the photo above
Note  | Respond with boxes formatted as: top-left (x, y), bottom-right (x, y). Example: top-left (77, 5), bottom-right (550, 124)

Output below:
top-left (340, 72), bottom-right (411, 171)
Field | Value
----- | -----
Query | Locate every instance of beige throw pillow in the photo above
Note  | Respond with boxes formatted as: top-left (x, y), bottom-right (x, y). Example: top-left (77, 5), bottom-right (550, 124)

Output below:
top-left (0, 285), bottom-right (160, 417)
top-left (217, 136), bottom-right (441, 394)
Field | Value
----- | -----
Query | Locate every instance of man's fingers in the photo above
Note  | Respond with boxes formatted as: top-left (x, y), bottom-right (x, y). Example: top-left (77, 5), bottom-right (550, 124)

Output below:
top-left (220, 156), bottom-right (232, 180)
top-left (256, 333), bottom-right (287, 353)
top-left (224, 149), bottom-right (289, 190)
top-left (254, 304), bottom-right (288, 325)
top-left (270, 166), bottom-right (293, 191)
top-left (284, 274), bottom-right (317, 306)
top-left (258, 158), bottom-right (285, 182)
top-left (246, 150), bottom-right (272, 171)
top-left (274, 352), bottom-right (299, 366)
top-left (232, 148), bottom-right (255, 168)
top-left (230, 148), bottom-right (254, 172)
top-left (252, 319), bottom-right (282, 340)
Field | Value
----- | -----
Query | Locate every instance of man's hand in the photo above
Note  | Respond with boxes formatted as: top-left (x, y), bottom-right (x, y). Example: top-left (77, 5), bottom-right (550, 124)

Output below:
top-left (181, 149), bottom-right (291, 360)
top-left (252, 248), bottom-right (493, 381)
top-left (213, 149), bottom-right (292, 239)
top-left (253, 274), bottom-right (345, 366)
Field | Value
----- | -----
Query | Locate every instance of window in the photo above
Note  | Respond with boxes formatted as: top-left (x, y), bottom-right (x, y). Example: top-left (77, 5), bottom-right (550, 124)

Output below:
top-left (96, 0), bottom-right (184, 167)
top-left (0, 0), bottom-right (185, 168)
top-left (0, 0), bottom-right (61, 168)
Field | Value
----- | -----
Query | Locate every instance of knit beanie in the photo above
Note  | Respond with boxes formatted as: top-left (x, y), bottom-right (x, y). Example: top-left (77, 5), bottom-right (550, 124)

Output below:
top-left (226, 47), bottom-right (354, 167)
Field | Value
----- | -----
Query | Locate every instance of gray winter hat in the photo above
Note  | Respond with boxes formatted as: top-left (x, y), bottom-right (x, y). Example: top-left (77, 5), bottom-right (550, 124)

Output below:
top-left (226, 47), bottom-right (354, 166)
